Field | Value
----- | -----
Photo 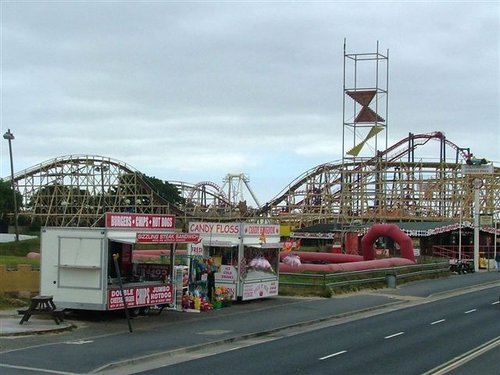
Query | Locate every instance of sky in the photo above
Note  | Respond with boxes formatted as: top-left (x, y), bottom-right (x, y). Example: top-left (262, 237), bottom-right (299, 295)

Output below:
top-left (1, 1), bottom-right (499, 206)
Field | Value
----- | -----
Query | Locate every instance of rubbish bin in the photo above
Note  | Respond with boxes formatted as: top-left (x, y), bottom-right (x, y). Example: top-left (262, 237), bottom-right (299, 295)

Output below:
top-left (385, 272), bottom-right (397, 288)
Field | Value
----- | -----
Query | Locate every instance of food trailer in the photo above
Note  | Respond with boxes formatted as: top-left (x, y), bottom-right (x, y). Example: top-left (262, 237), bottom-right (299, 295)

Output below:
top-left (188, 222), bottom-right (281, 301)
top-left (40, 213), bottom-right (185, 312)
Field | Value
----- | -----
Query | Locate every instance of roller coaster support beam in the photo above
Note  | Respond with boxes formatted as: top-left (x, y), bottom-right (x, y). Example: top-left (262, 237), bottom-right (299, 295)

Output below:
top-left (473, 178), bottom-right (481, 272)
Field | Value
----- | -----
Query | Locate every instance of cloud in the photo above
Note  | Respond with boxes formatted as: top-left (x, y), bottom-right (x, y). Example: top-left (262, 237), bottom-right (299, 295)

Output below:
top-left (1, 1), bottom-right (498, 203)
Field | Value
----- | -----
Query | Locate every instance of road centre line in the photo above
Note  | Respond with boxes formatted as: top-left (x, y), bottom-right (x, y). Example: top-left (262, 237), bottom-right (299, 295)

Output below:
top-left (464, 309), bottom-right (477, 314)
top-left (430, 319), bottom-right (446, 325)
top-left (319, 350), bottom-right (347, 360)
top-left (422, 336), bottom-right (500, 375)
top-left (65, 339), bottom-right (94, 345)
top-left (384, 332), bottom-right (404, 339)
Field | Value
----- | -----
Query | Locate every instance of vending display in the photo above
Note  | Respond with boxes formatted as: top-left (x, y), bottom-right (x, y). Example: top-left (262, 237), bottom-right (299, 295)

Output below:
top-left (40, 213), bottom-right (195, 312)
top-left (188, 221), bottom-right (281, 301)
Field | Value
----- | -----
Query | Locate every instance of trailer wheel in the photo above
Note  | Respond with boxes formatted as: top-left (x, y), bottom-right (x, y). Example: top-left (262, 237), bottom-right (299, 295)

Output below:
top-left (140, 306), bottom-right (151, 315)
top-left (128, 308), bottom-right (141, 317)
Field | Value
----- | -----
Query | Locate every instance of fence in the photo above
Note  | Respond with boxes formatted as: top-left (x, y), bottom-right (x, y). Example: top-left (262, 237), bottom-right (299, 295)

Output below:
top-left (433, 245), bottom-right (498, 260)
top-left (0, 264), bottom-right (40, 296)
top-left (279, 262), bottom-right (451, 293)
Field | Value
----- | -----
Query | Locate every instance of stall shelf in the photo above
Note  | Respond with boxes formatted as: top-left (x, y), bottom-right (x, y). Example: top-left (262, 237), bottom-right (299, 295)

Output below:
top-left (188, 222), bottom-right (281, 301)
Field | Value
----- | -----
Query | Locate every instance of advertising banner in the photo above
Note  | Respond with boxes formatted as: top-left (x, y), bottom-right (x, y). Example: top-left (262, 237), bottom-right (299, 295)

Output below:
top-left (137, 264), bottom-right (170, 280)
top-left (136, 232), bottom-right (200, 243)
top-left (189, 243), bottom-right (204, 256)
top-left (188, 222), bottom-right (241, 235)
top-left (107, 284), bottom-right (173, 310)
top-left (462, 164), bottom-right (494, 175)
top-left (215, 265), bottom-right (238, 282)
top-left (105, 213), bottom-right (175, 229)
top-left (243, 224), bottom-right (280, 236)
top-left (242, 280), bottom-right (278, 300)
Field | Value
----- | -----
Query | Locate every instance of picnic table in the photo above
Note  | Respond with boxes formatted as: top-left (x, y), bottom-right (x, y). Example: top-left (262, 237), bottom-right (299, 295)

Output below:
top-left (18, 295), bottom-right (64, 325)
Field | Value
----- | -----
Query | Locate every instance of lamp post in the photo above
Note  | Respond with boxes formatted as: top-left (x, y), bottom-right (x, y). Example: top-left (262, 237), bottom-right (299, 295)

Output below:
top-left (3, 129), bottom-right (19, 242)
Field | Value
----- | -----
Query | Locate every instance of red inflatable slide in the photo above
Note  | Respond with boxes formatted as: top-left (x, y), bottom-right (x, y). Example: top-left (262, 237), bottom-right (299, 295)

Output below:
top-left (279, 251), bottom-right (362, 263)
top-left (279, 223), bottom-right (416, 273)
top-left (361, 223), bottom-right (415, 262)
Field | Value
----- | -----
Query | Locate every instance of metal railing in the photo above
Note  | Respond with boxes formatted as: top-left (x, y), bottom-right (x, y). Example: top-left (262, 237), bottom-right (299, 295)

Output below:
top-left (279, 262), bottom-right (451, 291)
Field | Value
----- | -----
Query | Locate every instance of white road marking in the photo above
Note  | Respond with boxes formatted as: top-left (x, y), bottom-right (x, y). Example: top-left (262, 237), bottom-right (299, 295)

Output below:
top-left (492, 300), bottom-right (499, 305)
top-left (431, 319), bottom-right (446, 325)
top-left (65, 339), bottom-right (94, 345)
top-left (422, 337), bottom-right (500, 375)
top-left (385, 332), bottom-right (404, 339)
top-left (464, 309), bottom-right (476, 314)
top-left (0, 363), bottom-right (78, 374)
top-left (319, 350), bottom-right (347, 360)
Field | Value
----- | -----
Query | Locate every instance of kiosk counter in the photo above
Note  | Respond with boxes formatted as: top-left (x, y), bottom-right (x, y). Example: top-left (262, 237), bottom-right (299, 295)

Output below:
top-left (188, 222), bottom-right (281, 301)
top-left (40, 213), bottom-right (179, 312)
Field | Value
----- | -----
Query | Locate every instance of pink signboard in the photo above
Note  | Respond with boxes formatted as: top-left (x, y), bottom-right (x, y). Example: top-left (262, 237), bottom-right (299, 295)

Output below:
top-left (107, 284), bottom-right (173, 310)
top-left (105, 213), bottom-right (175, 229)
top-left (243, 224), bottom-right (280, 236)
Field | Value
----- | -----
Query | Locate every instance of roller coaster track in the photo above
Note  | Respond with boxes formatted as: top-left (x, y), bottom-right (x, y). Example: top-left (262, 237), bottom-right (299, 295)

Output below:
top-left (3, 132), bottom-right (499, 228)
top-left (256, 131), bottom-right (499, 226)
top-left (8, 155), bottom-right (183, 227)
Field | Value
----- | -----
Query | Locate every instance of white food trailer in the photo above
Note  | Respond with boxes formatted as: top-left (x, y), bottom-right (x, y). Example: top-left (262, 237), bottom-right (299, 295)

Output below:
top-left (40, 213), bottom-right (180, 312)
top-left (188, 221), bottom-right (281, 301)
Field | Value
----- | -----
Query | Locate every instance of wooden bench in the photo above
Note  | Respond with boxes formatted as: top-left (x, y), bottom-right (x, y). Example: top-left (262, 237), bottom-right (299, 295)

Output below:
top-left (18, 295), bottom-right (64, 325)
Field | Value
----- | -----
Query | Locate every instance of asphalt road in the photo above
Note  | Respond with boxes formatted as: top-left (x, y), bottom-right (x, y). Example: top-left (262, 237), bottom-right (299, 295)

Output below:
top-left (125, 288), bottom-right (500, 375)
top-left (0, 271), bottom-right (498, 374)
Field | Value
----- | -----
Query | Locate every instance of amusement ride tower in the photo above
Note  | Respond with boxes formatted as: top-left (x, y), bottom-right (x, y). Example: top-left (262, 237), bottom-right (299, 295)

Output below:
top-left (341, 40), bottom-right (389, 222)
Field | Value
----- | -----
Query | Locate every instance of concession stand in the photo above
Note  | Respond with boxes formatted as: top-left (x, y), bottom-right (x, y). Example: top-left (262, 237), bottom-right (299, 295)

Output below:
top-left (188, 222), bottom-right (281, 301)
top-left (40, 213), bottom-right (195, 313)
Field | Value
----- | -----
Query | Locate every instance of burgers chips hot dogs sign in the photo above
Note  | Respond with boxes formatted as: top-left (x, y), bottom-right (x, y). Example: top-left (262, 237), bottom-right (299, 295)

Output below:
top-left (105, 213), bottom-right (176, 229)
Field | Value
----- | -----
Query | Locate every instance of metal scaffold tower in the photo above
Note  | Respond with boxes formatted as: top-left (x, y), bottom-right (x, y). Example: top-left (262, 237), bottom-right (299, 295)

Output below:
top-left (342, 40), bottom-right (389, 162)
top-left (341, 40), bottom-right (389, 223)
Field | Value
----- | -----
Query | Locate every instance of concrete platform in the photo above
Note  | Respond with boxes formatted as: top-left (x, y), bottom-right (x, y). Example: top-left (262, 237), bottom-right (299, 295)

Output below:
top-left (0, 310), bottom-right (73, 336)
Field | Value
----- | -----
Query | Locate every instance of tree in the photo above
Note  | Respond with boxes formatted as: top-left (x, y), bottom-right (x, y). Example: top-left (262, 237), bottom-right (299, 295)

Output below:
top-left (0, 179), bottom-right (23, 223)
top-left (142, 174), bottom-right (185, 205)
top-left (106, 172), bottom-right (185, 208)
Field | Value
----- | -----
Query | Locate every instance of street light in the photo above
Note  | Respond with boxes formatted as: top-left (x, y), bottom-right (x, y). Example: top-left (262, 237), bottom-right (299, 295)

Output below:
top-left (3, 129), bottom-right (19, 242)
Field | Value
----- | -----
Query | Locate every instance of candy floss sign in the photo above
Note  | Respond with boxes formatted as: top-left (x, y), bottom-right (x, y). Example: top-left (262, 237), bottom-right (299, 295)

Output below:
top-left (188, 222), bottom-right (241, 235)
top-left (108, 285), bottom-right (173, 310)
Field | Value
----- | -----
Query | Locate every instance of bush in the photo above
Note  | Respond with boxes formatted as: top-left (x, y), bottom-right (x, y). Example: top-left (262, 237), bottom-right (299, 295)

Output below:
top-left (0, 293), bottom-right (31, 309)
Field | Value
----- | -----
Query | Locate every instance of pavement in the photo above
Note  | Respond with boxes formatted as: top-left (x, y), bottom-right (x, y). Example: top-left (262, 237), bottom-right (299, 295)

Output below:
top-left (1, 269), bottom-right (498, 339)
top-left (0, 313), bottom-right (74, 336)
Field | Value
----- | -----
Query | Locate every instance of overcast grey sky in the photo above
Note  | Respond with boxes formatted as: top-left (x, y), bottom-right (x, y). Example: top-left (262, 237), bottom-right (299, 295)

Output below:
top-left (1, 1), bottom-right (499, 204)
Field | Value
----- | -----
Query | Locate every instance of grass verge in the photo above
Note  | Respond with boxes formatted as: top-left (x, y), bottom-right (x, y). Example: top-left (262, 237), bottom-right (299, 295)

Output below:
top-left (0, 255), bottom-right (40, 268)
top-left (0, 237), bottom-right (40, 257)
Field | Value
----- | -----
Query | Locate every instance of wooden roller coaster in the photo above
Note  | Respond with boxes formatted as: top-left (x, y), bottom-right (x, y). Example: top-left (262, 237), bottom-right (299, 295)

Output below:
top-left (3, 132), bottom-right (499, 229)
